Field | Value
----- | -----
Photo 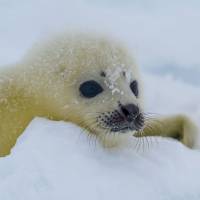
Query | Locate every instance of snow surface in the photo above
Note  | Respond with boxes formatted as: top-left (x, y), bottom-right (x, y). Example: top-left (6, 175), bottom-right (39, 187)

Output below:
top-left (0, 118), bottom-right (200, 200)
top-left (0, 0), bottom-right (200, 199)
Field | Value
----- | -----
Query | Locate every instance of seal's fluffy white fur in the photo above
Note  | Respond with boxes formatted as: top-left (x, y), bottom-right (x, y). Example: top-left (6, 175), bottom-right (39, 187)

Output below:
top-left (0, 33), bottom-right (198, 156)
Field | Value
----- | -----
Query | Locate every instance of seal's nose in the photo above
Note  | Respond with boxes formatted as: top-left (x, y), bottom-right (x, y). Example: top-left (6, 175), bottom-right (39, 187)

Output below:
top-left (120, 104), bottom-right (139, 122)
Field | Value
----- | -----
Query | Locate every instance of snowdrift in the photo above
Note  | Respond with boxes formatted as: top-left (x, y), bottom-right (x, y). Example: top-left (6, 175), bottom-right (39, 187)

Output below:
top-left (0, 117), bottom-right (200, 200)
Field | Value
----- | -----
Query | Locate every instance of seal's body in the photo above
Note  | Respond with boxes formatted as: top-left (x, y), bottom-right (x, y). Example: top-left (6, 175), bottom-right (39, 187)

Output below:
top-left (0, 33), bottom-right (198, 156)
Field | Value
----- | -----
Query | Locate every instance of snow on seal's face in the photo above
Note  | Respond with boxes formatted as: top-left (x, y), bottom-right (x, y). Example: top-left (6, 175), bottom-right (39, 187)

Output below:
top-left (24, 33), bottom-right (144, 141)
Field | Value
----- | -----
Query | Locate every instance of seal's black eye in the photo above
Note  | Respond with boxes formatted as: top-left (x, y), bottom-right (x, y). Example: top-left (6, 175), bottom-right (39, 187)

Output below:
top-left (130, 80), bottom-right (139, 97)
top-left (79, 80), bottom-right (103, 98)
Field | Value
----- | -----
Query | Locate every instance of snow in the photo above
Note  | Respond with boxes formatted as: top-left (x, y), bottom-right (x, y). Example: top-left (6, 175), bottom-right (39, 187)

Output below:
top-left (0, 118), bottom-right (200, 200)
top-left (0, 0), bottom-right (200, 199)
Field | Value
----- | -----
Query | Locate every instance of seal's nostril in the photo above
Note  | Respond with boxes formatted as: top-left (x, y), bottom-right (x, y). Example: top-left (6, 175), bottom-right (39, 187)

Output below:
top-left (120, 104), bottom-right (139, 122)
top-left (130, 104), bottom-right (139, 116)
top-left (121, 106), bottom-right (130, 117)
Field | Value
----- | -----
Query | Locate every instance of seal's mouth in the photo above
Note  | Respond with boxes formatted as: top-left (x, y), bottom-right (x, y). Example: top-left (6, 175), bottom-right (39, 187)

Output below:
top-left (97, 110), bottom-right (145, 133)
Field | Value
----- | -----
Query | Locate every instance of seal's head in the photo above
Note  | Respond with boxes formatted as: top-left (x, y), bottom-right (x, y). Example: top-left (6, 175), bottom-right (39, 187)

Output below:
top-left (24, 33), bottom-right (144, 142)
top-left (77, 61), bottom-right (144, 135)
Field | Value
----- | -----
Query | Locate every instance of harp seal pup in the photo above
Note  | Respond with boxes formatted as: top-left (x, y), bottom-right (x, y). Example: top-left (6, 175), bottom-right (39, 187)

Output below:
top-left (0, 33), bottom-right (198, 156)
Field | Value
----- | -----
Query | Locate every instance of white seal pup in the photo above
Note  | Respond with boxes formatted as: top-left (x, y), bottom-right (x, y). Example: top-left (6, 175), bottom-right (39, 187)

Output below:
top-left (0, 33), bottom-right (198, 156)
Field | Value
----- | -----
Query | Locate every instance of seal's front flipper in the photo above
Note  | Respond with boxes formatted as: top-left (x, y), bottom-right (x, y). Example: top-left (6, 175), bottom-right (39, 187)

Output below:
top-left (135, 115), bottom-right (199, 148)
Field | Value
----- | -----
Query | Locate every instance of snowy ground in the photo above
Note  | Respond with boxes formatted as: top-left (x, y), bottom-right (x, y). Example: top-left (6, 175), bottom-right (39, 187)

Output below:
top-left (0, 0), bottom-right (200, 199)
top-left (1, 118), bottom-right (200, 200)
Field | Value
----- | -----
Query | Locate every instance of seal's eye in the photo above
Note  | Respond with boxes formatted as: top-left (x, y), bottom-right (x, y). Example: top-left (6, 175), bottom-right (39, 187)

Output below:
top-left (79, 80), bottom-right (103, 98)
top-left (130, 80), bottom-right (139, 97)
